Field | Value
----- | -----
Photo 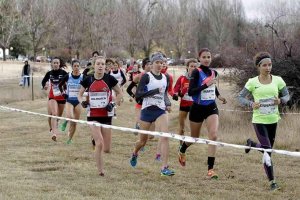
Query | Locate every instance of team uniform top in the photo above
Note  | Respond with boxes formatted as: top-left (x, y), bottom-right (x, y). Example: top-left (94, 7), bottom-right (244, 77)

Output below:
top-left (173, 73), bottom-right (193, 107)
top-left (60, 73), bottom-right (85, 101)
top-left (109, 69), bottom-right (126, 86)
top-left (244, 75), bottom-right (286, 124)
top-left (80, 74), bottom-right (118, 117)
top-left (135, 72), bottom-right (171, 111)
top-left (188, 66), bottom-right (220, 106)
top-left (41, 69), bottom-right (68, 100)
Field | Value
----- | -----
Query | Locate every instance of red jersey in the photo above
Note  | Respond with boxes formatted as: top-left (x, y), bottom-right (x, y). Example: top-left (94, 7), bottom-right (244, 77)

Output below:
top-left (81, 74), bottom-right (118, 117)
top-left (173, 75), bottom-right (193, 107)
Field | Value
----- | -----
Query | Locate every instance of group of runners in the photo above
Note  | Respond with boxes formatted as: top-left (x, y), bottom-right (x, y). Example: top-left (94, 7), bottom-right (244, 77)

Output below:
top-left (40, 49), bottom-right (289, 191)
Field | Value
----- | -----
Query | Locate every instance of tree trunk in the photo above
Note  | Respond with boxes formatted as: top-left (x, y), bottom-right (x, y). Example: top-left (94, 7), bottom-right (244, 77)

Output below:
top-left (33, 46), bottom-right (37, 62)
top-left (1, 47), bottom-right (7, 61)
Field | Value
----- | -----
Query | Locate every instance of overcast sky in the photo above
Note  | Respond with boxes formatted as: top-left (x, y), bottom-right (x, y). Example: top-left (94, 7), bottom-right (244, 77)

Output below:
top-left (241, 0), bottom-right (264, 20)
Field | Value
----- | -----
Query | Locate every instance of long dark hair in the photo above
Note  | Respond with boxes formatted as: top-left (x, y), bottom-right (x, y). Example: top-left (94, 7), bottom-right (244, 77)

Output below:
top-left (198, 48), bottom-right (211, 58)
top-left (52, 57), bottom-right (67, 69)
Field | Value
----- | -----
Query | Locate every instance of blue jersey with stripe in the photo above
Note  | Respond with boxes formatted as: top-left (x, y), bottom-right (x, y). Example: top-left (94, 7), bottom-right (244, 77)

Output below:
top-left (192, 68), bottom-right (216, 105)
top-left (67, 73), bottom-right (83, 101)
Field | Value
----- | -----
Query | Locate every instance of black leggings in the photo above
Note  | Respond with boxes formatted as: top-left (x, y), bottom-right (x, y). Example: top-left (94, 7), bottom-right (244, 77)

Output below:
top-left (253, 123), bottom-right (277, 181)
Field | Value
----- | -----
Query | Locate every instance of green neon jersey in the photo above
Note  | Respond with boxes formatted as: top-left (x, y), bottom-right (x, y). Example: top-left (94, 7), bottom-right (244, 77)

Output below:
top-left (245, 75), bottom-right (286, 124)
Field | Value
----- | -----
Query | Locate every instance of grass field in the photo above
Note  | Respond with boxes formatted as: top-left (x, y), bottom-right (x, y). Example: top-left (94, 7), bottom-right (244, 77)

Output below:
top-left (0, 62), bottom-right (300, 200)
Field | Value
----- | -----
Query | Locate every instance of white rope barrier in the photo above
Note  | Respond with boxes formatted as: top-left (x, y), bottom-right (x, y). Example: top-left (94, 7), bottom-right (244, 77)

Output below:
top-left (1, 105), bottom-right (300, 157)
top-left (218, 108), bottom-right (300, 115)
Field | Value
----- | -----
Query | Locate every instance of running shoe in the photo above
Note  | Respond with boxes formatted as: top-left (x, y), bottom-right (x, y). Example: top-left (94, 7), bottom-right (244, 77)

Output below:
top-left (66, 139), bottom-right (73, 145)
top-left (51, 134), bottom-right (57, 142)
top-left (160, 166), bottom-right (175, 176)
top-left (207, 169), bottom-right (218, 179)
top-left (245, 138), bottom-right (253, 153)
top-left (49, 129), bottom-right (52, 134)
top-left (130, 153), bottom-right (138, 167)
top-left (270, 182), bottom-right (281, 191)
top-left (155, 154), bottom-right (161, 161)
top-left (59, 120), bottom-right (68, 132)
top-left (99, 172), bottom-right (104, 177)
top-left (92, 138), bottom-right (96, 151)
top-left (178, 152), bottom-right (186, 167)
top-left (133, 123), bottom-right (139, 135)
top-left (135, 122), bottom-right (140, 130)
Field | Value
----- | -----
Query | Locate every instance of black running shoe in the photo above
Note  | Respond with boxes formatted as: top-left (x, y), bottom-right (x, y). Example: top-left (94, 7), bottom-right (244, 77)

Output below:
top-left (92, 138), bottom-right (96, 150)
top-left (245, 139), bottom-right (252, 153)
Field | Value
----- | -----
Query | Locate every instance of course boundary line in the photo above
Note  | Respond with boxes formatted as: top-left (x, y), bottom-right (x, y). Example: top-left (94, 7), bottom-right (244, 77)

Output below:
top-left (1, 105), bottom-right (299, 157)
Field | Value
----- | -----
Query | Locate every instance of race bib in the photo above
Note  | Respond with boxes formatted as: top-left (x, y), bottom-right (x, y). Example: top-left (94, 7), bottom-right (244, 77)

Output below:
top-left (53, 85), bottom-right (61, 96)
top-left (259, 98), bottom-right (276, 115)
top-left (89, 92), bottom-right (108, 108)
top-left (143, 92), bottom-right (165, 109)
top-left (68, 84), bottom-right (80, 98)
top-left (182, 93), bottom-right (193, 101)
top-left (201, 84), bottom-right (215, 100)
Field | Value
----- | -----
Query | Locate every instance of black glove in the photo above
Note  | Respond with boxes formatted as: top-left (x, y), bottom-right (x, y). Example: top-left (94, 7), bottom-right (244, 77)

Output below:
top-left (178, 91), bottom-right (184, 98)
top-left (62, 93), bottom-right (68, 100)
top-left (81, 101), bottom-right (89, 108)
top-left (106, 102), bottom-right (116, 112)
top-left (172, 94), bottom-right (179, 101)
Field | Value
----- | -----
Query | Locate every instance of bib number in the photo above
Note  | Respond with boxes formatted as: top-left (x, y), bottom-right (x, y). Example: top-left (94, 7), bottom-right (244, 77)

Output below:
top-left (68, 84), bottom-right (80, 98)
top-left (201, 85), bottom-right (215, 100)
top-left (259, 98), bottom-right (276, 115)
top-left (182, 93), bottom-right (193, 101)
top-left (53, 85), bottom-right (61, 96)
top-left (89, 92), bottom-right (108, 108)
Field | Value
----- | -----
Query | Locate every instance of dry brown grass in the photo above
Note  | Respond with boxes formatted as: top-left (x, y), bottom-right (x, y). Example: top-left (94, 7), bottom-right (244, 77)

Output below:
top-left (0, 62), bottom-right (300, 200)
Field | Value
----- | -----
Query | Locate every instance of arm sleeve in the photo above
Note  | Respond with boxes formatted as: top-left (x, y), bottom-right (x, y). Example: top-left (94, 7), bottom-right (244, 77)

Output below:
top-left (173, 76), bottom-right (182, 94)
top-left (41, 71), bottom-right (50, 88)
top-left (164, 75), bottom-right (171, 107)
top-left (188, 69), bottom-right (208, 96)
top-left (59, 74), bottom-right (69, 93)
top-left (120, 70), bottom-right (127, 86)
top-left (167, 74), bottom-right (174, 96)
top-left (80, 76), bottom-right (89, 89)
top-left (279, 86), bottom-right (290, 104)
top-left (237, 87), bottom-right (253, 107)
top-left (135, 74), bottom-right (159, 102)
top-left (109, 75), bottom-right (119, 88)
top-left (126, 81), bottom-right (137, 98)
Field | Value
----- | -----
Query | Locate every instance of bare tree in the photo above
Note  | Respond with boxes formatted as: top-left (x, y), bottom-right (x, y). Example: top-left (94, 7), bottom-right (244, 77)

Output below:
top-left (0, 0), bottom-right (19, 61)
top-left (20, 0), bottom-right (57, 61)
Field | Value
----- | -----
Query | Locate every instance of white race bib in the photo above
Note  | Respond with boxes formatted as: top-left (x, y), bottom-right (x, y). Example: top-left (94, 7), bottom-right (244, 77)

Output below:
top-left (89, 92), bottom-right (108, 108)
top-left (182, 93), bottom-right (193, 101)
top-left (201, 84), bottom-right (215, 100)
top-left (144, 93), bottom-right (164, 108)
top-left (53, 85), bottom-right (61, 96)
top-left (259, 98), bottom-right (276, 115)
top-left (68, 84), bottom-right (80, 98)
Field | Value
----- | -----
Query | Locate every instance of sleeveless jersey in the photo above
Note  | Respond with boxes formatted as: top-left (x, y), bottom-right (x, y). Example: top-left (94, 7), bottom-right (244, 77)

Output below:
top-left (192, 68), bottom-right (216, 105)
top-left (142, 72), bottom-right (167, 110)
top-left (67, 73), bottom-right (83, 101)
